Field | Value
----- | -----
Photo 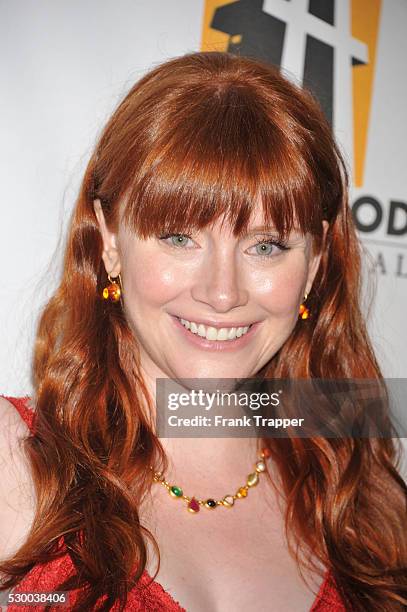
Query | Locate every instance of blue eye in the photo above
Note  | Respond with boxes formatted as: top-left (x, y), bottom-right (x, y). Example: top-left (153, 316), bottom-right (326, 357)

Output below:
top-left (251, 238), bottom-right (289, 258)
top-left (159, 233), bottom-right (193, 248)
top-left (158, 234), bottom-right (289, 258)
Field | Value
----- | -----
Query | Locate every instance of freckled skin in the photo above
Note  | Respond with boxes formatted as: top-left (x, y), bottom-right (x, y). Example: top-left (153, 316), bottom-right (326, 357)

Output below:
top-left (115, 208), bottom-right (325, 383)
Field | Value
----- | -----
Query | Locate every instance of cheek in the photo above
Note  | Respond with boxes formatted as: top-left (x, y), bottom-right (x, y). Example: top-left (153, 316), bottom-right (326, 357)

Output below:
top-left (122, 252), bottom-right (185, 308)
top-left (251, 258), bottom-right (307, 315)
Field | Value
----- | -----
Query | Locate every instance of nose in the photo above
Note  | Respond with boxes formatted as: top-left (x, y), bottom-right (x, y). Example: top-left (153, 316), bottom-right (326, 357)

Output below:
top-left (190, 247), bottom-right (249, 313)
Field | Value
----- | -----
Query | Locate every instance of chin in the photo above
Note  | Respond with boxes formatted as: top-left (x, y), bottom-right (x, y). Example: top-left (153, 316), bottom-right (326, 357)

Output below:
top-left (172, 364), bottom-right (253, 382)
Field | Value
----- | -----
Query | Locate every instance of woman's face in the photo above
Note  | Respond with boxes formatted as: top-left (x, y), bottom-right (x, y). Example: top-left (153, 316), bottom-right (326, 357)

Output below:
top-left (95, 199), bottom-right (327, 383)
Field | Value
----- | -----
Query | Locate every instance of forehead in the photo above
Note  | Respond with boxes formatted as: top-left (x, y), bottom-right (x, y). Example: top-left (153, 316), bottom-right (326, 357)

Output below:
top-left (206, 198), bottom-right (298, 235)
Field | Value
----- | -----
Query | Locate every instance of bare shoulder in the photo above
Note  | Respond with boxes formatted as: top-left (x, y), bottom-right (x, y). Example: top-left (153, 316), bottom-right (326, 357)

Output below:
top-left (0, 396), bottom-right (36, 563)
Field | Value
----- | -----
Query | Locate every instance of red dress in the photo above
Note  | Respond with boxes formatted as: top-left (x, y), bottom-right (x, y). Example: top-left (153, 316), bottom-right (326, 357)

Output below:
top-left (1, 396), bottom-right (346, 611)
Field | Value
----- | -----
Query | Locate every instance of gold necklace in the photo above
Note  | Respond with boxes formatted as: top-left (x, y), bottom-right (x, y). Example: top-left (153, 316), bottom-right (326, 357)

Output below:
top-left (150, 446), bottom-right (271, 513)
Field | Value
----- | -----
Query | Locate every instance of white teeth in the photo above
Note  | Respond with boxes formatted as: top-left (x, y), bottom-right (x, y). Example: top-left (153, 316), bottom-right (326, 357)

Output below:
top-left (197, 324), bottom-right (206, 337)
top-left (228, 327), bottom-right (237, 340)
top-left (178, 318), bottom-right (251, 341)
top-left (216, 328), bottom-right (229, 341)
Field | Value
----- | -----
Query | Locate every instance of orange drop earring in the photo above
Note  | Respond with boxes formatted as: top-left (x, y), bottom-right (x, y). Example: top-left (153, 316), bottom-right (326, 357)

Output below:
top-left (102, 273), bottom-right (122, 303)
top-left (299, 292), bottom-right (310, 319)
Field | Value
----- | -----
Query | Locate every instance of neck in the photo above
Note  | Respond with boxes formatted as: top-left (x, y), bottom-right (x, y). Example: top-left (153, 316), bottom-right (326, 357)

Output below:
top-left (138, 367), bottom-right (266, 494)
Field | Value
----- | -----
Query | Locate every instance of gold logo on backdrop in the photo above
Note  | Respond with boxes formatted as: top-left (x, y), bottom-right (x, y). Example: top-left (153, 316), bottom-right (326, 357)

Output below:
top-left (201, 0), bottom-right (382, 187)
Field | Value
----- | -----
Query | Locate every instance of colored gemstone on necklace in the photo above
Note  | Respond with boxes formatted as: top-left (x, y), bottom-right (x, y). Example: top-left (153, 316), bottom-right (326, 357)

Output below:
top-left (247, 472), bottom-right (259, 487)
top-left (187, 498), bottom-right (200, 513)
top-left (205, 499), bottom-right (217, 509)
top-left (170, 485), bottom-right (183, 498)
top-left (237, 486), bottom-right (248, 498)
top-left (255, 460), bottom-right (266, 473)
top-left (222, 495), bottom-right (235, 507)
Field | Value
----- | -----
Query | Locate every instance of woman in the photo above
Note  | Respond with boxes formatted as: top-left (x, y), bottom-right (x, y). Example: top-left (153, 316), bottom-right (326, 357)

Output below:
top-left (0, 51), bottom-right (406, 611)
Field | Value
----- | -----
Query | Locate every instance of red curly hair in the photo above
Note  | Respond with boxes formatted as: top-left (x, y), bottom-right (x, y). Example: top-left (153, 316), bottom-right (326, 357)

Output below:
top-left (1, 51), bottom-right (406, 610)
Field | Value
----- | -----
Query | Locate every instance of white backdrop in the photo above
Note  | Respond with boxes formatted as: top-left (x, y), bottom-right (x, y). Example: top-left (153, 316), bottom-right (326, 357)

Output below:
top-left (1, 0), bottom-right (406, 474)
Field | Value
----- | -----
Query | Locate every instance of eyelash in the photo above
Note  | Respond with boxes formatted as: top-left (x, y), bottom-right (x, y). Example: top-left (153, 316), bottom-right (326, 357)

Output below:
top-left (252, 238), bottom-right (289, 258)
top-left (158, 234), bottom-right (289, 259)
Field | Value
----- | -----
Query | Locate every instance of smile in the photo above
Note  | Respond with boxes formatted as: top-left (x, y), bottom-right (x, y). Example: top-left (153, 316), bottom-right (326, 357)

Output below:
top-left (171, 315), bottom-right (261, 353)
top-left (179, 318), bottom-right (252, 341)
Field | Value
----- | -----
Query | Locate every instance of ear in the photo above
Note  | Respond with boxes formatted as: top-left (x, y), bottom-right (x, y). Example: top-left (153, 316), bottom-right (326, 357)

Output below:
top-left (93, 199), bottom-right (121, 277)
top-left (304, 220), bottom-right (329, 296)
